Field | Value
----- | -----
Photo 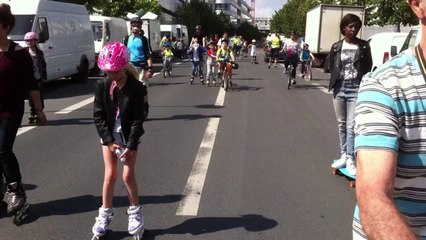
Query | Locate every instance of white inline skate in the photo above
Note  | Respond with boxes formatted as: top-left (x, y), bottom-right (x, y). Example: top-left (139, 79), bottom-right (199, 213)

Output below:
top-left (91, 207), bottom-right (114, 240)
top-left (127, 206), bottom-right (145, 240)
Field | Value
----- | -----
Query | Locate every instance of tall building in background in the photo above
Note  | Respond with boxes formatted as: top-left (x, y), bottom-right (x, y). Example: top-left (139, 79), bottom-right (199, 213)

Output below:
top-left (158, 0), bottom-right (253, 26)
top-left (205, 0), bottom-right (253, 25)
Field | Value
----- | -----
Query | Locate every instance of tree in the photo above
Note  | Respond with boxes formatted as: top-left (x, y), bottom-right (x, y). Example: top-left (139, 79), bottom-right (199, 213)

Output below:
top-left (54, 0), bottom-right (161, 18)
top-left (367, 0), bottom-right (418, 30)
top-left (237, 21), bottom-right (262, 41)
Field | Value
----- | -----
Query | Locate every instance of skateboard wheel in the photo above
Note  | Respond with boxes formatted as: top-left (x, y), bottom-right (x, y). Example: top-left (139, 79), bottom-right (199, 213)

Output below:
top-left (349, 181), bottom-right (356, 188)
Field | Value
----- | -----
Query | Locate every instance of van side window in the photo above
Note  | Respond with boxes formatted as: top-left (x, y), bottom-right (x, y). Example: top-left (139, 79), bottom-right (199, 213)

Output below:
top-left (105, 23), bottom-right (111, 41)
top-left (37, 17), bottom-right (49, 43)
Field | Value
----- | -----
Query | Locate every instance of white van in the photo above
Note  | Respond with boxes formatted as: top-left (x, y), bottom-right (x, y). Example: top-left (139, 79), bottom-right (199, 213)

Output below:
top-left (90, 15), bottom-right (128, 57)
top-left (4, 0), bottom-right (95, 83)
top-left (399, 25), bottom-right (421, 53)
top-left (368, 32), bottom-right (409, 71)
top-left (160, 24), bottom-right (178, 43)
top-left (175, 24), bottom-right (189, 46)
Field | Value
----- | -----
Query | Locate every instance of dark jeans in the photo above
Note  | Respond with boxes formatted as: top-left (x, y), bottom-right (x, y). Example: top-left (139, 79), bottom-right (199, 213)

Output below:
top-left (0, 116), bottom-right (22, 185)
top-left (29, 81), bottom-right (44, 116)
top-left (285, 58), bottom-right (298, 78)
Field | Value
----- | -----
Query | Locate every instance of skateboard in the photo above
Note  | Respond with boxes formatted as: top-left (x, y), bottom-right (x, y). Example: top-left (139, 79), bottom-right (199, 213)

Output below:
top-left (332, 160), bottom-right (356, 188)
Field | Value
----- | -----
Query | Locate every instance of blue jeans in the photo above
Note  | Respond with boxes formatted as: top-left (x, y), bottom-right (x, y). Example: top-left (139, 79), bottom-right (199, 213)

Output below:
top-left (332, 79), bottom-right (359, 158)
top-left (191, 61), bottom-right (204, 78)
top-left (0, 116), bottom-right (22, 185)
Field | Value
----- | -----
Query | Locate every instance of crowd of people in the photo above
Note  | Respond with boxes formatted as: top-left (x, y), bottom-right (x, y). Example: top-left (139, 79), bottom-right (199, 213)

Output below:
top-left (1, 0), bottom-right (426, 239)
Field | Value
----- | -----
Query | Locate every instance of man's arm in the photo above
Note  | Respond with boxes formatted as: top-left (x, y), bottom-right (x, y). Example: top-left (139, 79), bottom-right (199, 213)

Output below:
top-left (356, 150), bottom-right (416, 240)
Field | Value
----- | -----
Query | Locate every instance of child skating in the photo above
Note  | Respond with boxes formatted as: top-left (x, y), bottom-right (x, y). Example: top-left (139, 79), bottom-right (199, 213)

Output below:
top-left (248, 39), bottom-right (258, 64)
top-left (92, 42), bottom-right (147, 240)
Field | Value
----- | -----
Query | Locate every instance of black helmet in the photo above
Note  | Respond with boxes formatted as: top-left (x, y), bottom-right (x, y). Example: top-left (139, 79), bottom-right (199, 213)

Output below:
top-left (130, 17), bottom-right (142, 24)
top-left (232, 62), bottom-right (239, 69)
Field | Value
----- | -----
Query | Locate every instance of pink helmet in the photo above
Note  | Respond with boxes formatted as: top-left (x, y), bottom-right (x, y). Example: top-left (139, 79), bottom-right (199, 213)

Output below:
top-left (24, 32), bottom-right (38, 41)
top-left (97, 42), bottom-right (130, 71)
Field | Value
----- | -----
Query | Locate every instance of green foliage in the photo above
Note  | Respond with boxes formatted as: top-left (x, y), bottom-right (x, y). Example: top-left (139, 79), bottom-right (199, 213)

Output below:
top-left (270, 0), bottom-right (419, 38)
top-left (237, 21), bottom-right (262, 41)
top-left (53, 0), bottom-right (161, 18)
top-left (175, 0), bottom-right (260, 39)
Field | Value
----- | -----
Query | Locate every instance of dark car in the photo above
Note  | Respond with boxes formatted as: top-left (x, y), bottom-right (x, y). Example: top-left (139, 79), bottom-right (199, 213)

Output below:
top-left (263, 46), bottom-right (286, 62)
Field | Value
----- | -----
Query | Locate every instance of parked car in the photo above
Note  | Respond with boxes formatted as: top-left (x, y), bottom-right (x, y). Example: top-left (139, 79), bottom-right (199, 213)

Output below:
top-left (399, 25), bottom-right (421, 53)
top-left (368, 32), bottom-right (408, 71)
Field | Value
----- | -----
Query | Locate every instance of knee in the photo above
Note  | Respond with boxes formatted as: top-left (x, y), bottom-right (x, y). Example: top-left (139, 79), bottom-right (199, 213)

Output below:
top-left (104, 170), bottom-right (118, 185)
top-left (122, 171), bottom-right (136, 186)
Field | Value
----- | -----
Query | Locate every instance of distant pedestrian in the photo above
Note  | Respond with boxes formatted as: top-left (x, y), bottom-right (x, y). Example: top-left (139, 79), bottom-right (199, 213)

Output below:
top-left (249, 39), bottom-right (258, 64)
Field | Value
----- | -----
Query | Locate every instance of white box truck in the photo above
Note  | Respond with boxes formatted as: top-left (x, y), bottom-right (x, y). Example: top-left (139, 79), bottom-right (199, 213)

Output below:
top-left (304, 4), bottom-right (365, 67)
top-left (4, 0), bottom-right (96, 83)
top-left (141, 12), bottom-right (161, 58)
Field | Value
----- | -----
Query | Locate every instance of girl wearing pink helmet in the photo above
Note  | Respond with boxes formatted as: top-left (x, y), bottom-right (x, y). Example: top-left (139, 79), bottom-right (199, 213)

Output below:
top-left (92, 42), bottom-right (147, 239)
top-left (24, 32), bottom-right (47, 124)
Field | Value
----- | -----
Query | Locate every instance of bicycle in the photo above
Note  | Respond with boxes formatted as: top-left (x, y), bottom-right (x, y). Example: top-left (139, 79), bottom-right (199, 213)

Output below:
top-left (301, 60), bottom-right (313, 81)
top-left (219, 61), bottom-right (232, 91)
top-left (163, 56), bottom-right (172, 78)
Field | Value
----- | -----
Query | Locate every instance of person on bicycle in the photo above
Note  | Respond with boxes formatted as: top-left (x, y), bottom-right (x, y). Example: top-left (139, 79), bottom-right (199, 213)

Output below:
top-left (299, 43), bottom-right (315, 78)
top-left (232, 34), bottom-right (242, 58)
top-left (282, 31), bottom-right (301, 84)
top-left (268, 32), bottom-right (281, 68)
top-left (216, 39), bottom-right (236, 86)
top-left (161, 42), bottom-right (174, 76)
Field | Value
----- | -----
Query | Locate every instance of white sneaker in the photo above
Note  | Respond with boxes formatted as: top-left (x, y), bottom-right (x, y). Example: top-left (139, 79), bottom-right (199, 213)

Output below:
top-left (331, 153), bottom-right (346, 169)
top-left (346, 158), bottom-right (356, 176)
top-left (127, 205), bottom-right (145, 235)
top-left (92, 207), bottom-right (114, 237)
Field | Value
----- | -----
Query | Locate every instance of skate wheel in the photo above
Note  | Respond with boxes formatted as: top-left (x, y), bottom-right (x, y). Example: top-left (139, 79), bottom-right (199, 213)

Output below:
top-left (332, 169), bottom-right (338, 175)
top-left (349, 181), bottom-right (356, 188)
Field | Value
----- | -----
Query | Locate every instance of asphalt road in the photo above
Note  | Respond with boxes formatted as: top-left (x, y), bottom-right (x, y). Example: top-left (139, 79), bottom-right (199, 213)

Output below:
top-left (0, 53), bottom-right (357, 240)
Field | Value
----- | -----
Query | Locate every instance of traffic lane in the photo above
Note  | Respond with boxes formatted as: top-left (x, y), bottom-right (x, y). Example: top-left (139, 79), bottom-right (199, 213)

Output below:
top-left (197, 60), bottom-right (356, 239)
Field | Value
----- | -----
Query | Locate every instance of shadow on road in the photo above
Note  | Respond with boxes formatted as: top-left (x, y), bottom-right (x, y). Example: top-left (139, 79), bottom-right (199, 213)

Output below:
top-left (232, 77), bottom-right (263, 81)
top-left (148, 114), bottom-right (222, 121)
top-left (21, 194), bottom-right (183, 225)
top-left (149, 81), bottom-right (186, 87)
top-left (290, 84), bottom-right (327, 90)
top-left (229, 85), bottom-right (263, 92)
top-left (143, 214), bottom-right (278, 239)
top-left (40, 117), bottom-right (94, 126)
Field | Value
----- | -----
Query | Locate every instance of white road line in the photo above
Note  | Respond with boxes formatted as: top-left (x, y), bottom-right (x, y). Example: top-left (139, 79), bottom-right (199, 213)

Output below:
top-left (17, 126), bottom-right (36, 136)
top-left (55, 97), bottom-right (94, 114)
top-left (175, 62), bottom-right (182, 65)
top-left (176, 88), bottom-right (225, 216)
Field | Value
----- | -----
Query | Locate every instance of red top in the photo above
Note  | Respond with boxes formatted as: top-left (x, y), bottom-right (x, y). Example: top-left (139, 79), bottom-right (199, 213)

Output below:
top-left (0, 41), bottom-right (38, 120)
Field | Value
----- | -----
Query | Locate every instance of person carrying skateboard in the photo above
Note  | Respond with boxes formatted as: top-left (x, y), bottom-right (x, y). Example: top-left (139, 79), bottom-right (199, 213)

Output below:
top-left (352, 1), bottom-right (426, 239)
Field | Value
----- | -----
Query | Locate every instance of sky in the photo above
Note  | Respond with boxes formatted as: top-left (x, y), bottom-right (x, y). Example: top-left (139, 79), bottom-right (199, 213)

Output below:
top-left (255, 0), bottom-right (286, 18)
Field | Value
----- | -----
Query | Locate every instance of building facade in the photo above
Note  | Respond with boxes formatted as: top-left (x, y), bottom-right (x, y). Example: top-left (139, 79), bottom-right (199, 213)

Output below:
top-left (158, 0), bottom-right (253, 25)
top-left (205, 0), bottom-right (253, 25)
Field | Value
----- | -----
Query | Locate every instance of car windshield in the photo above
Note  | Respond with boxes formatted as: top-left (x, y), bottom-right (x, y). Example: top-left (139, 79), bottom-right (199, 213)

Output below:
top-left (8, 15), bottom-right (35, 41)
top-left (400, 30), bottom-right (418, 53)
top-left (91, 21), bottom-right (103, 41)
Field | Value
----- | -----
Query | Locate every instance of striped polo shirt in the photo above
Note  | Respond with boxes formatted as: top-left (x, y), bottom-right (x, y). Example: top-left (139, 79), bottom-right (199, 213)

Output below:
top-left (353, 48), bottom-right (426, 239)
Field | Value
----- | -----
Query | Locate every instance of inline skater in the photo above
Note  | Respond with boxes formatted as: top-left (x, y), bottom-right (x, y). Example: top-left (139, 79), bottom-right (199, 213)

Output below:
top-left (92, 42), bottom-right (146, 239)
top-left (24, 31), bottom-right (47, 124)
top-left (123, 17), bottom-right (153, 120)
top-left (188, 37), bottom-right (207, 84)
top-left (217, 39), bottom-right (236, 87)
top-left (0, 3), bottom-right (46, 225)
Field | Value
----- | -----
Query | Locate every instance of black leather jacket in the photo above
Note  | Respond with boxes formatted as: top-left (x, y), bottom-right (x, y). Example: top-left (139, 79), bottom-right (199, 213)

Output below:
top-left (327, 39), bottom-right (372, 91)
top-left (94, 75), bottom-right (147, 150)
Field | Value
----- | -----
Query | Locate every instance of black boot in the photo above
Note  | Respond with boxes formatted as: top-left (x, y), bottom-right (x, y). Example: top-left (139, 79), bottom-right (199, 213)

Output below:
top-left (6, 182), bottom-right (26, 215)
top-left (144, 103), bottom-right (149, 121)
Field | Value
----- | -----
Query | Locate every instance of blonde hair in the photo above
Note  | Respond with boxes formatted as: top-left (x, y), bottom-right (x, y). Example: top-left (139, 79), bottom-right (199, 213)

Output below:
top-left (125, 64), bottom-right (139, 80)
